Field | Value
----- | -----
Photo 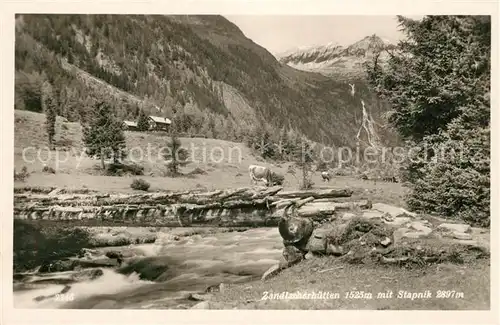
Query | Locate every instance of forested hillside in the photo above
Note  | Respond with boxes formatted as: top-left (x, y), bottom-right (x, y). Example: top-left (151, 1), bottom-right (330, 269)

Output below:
top-left (14, 14), bottom-right (397, 150)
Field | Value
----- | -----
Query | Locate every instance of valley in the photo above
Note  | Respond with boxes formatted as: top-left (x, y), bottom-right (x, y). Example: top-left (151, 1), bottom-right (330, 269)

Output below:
top-left (11, 14), bottom-right (491, 312)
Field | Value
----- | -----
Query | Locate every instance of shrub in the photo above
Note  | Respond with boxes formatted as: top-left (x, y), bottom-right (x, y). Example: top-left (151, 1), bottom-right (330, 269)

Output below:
top-left (332, 168), bottom-right (350, 176)
top-left (405, 126), bottom-right (490, 227)
top-left (287, 164), bottom-right (313, 189)
top-left (107, 162), bottom-right (144, 176)
top-left (359, 171), bottom-right (369, 180)
top-left (13, 220), bottom-right (92, 272)
top-left (188, 167), bottom-right (208, 175)
top-left (14, 166), bottom-right (29, 182)
top-left (163, 135), bottom-right (190, 176)
top-left (300, 178), bottom-right (314, 190)
top-left (270, 171), bottom-right (285, 186)
top-left (42, 165), bottom-right (56, 174)
top-left (54, 138), bottom-right (73, 149)
top-left (131, 179), bottom-right (150, 191)
top-left (316, 161), bottom-right (328, 172)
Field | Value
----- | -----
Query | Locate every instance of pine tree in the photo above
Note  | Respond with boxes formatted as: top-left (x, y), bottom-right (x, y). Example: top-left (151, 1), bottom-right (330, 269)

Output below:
top-left (294, 136), bottom-right (315, 190)
top-left (16, 71), bottom-right (44, 112)
top-left (134, 104), bottom-right (140, 118)
top-left (284, 130), bottom-right (315, 189)
top-left (163, 134), bottom-right (189, 176)
top-left (137, 109), bottom-right (150, 131)
top-left (42, 81), bottom-right (57, 147)
top-left (278, 126), bottom-right (290, 160)
top-left (366, 15), bottom-right (490, 142)
top-left (365, 15), bottom-right (490, 226)
top-left (257, 129), bottom-right (275, 160)
top-left (224, 118), bottom-right (236, 141)
top-left (82, 101), bottom-right (126, 169)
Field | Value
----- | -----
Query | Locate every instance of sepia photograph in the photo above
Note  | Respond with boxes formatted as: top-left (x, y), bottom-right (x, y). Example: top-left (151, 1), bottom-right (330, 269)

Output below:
top-left (1, 1), bottom-right (497, 323)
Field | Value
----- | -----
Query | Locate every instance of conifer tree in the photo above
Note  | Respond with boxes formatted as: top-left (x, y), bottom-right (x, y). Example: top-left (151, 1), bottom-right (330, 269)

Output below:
top-left (42, 81), bottom-right (57, 148)
top-left (163, 135), bottom-right (190, 176)
top-left (365, 15), bottom-right (490, 226)
top-left (137, 109), bottom-right (150, 131)
top-left (82, 101), bottom-right (126, 169)
top-left (287, 132), bottom-right (315, 189)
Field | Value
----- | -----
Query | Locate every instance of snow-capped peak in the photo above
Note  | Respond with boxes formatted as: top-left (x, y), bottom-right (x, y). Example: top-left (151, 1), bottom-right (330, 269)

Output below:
top-left (276, 34), bottom-right (395, 78)
top-left (275, 41), bottom-right (341, 59)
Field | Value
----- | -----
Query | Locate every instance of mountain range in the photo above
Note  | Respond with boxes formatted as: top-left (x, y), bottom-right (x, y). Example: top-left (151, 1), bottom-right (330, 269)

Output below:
top-left (14, 14), bottom-right (398, 148)
top-left (276, 34), bottom-right (396, 78)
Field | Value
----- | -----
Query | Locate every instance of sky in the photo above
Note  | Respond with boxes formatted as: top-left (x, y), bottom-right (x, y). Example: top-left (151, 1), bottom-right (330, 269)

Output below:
top-left (224, 15), bottom-right (422, 55)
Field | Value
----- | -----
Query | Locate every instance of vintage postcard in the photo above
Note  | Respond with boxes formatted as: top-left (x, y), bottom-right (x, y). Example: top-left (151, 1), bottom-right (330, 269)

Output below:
top-left (1, 0), bottom-right (498, 324)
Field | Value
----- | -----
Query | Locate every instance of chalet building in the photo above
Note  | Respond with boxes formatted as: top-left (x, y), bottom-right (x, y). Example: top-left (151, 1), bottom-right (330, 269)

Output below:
top-left (148, 115), bottom-right (172, 131)
top-left (123, 120), bottom-right (139, 131)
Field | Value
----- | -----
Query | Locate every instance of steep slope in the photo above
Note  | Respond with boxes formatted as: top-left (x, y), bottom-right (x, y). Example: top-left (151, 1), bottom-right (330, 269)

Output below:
top-left (275, 34), bottom-right (400, 148)
top-left (277, 34), bottom-right (395, 79)
top-left (14, 15), bottom-right (396, 148)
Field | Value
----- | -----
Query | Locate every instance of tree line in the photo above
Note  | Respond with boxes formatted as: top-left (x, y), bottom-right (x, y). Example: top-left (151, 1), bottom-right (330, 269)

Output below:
top-left (365, 15), bottom-right (490, 227)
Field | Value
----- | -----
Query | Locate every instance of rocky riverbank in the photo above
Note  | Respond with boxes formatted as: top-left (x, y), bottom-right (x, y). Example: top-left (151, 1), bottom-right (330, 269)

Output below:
top-left (13, 220), bottom-right (247, 273)
top-left (13, 186), bottom-right (490, 309)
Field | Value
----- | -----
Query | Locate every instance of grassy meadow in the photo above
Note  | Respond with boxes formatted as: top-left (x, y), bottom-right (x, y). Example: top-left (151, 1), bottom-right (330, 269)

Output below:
top-left (12, 110), bottom-right (491, 311)
top-left (14, 110), bottom-right (409, 205)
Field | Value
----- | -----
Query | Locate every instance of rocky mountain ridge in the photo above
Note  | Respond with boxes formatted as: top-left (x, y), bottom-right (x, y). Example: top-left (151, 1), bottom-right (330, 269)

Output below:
top-left (277, 34), bottom-right (396, 78)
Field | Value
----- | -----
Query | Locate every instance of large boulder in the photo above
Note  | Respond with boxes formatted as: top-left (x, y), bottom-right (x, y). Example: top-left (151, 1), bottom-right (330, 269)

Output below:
top-left (450, 232), bottom-right (473, 240)
top-left (384, 216), bottom-right (413, 227)
top-left (361, 210), bottom-right (385, 220)
top-left (408, 221), bottom-right (433, 236)
top-left (278, 207), bottom-right (314, 246)
top-left (275, 199), bottom-right (489, 269)
top-left (305, 233), bottom-right (327, 254)
top-left (437, 223), bottom-right (472, 234)
top-left (371, 203), bottom-right (417, 218)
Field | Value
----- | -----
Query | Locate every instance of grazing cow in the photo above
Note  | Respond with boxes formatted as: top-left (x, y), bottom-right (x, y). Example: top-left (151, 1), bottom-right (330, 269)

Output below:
top-left (321, 171), bottom-right (331, 182)
top-left (249, 165), bottom-right (273, 187)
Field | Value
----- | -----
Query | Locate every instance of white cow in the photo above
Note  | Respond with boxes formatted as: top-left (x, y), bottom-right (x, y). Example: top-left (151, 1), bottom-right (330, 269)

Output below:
top-left (321, 171), bottom-right (331, 182)
top-left (249, 165), bottom-right (273, 187)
